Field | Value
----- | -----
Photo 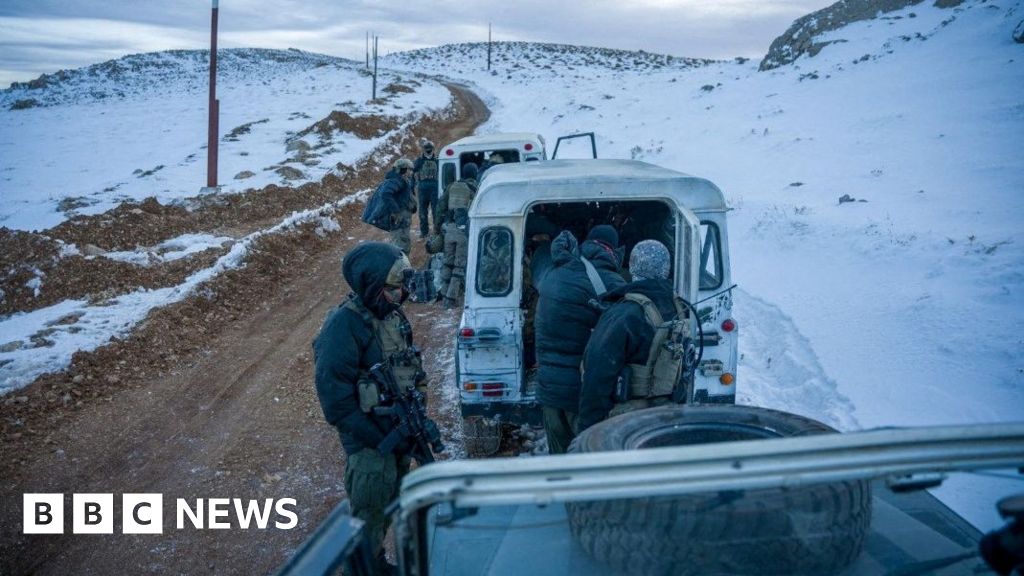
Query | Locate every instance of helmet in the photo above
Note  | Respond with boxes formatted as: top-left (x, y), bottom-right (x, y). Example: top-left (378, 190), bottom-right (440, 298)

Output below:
top-left (422, 139), bottom-right (435, 152)
top-left (462, 162), bottom-right (479, 180)
top-left (394, 158), bottom-right (414, 172)
top-left (425, 233), bottom-right (444, 255)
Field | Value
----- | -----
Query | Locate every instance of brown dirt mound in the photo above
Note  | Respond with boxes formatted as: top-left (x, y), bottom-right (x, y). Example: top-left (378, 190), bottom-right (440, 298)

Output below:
top-left (297, 110), bottom-right (399, 140)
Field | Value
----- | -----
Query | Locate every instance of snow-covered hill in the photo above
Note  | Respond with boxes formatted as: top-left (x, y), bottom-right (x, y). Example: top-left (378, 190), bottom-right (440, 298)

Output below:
top-left (0, 48), bottom-right (450, 230)
top-left (384, 0), bottom-right (1024, 528)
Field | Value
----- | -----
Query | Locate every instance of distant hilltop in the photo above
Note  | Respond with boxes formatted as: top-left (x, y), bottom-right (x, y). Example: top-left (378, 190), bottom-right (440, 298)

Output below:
top-left (760, 0), bottom-right (967, 70)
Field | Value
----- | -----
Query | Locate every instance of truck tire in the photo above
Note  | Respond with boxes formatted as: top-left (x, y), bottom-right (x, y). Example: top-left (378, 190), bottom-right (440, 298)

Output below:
top-left (566, 405), bottom-right (872, 576)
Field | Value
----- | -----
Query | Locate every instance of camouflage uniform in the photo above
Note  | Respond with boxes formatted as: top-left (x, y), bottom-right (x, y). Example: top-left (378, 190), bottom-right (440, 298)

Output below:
top-left (313, 243), bottom-right (425, 570)
top-left (436, 163), bottom-right (479, 307)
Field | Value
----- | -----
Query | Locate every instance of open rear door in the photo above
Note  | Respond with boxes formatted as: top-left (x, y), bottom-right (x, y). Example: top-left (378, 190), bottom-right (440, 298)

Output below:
top-left (676, 206), bottom-right (701, 304)
top-left (551, 132), bottom-right (597, 159)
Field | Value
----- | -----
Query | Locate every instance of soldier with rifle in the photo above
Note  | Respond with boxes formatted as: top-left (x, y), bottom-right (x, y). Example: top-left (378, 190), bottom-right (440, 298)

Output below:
top-left (313, 242), bottom-right (444, 574)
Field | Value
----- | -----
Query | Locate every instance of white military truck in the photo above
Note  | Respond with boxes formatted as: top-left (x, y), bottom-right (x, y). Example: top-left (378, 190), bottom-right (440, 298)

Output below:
top-left (279, 408), bottom-right (1024, 576)
top-left (437, 132), bottom-right (548, 192)
top-left (455, 159), bottom-right (738, 442)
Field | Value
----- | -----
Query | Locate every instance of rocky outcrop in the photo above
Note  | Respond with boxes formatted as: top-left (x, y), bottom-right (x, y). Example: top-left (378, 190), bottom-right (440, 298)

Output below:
top-left (1014, 19), bottom-right (1024, 43)
top-left (760, 0), bottom-right (928, 70)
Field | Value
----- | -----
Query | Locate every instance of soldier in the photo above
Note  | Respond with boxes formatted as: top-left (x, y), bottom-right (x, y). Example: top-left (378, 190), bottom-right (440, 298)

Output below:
top-left (313, 242), bottom-right (427, 574)
top-left (576, 240), bottom-right (695, 433)
top-left (533, 226), bottom-right (627, 454)
top-left (413, 139), bottom-right (439, 239)
top-left (375, 158), bottom-right (416, 254)
top-left (435, 162), bottom-right (479, 309)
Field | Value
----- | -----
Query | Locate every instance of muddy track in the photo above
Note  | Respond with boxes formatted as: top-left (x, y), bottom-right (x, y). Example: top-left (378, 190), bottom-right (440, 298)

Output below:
top-left (0, 82), bottom-right (489, 576)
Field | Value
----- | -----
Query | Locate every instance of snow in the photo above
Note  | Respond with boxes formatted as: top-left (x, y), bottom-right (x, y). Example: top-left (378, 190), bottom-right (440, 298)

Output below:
top-left (383, 0), bottom-right (1024, 529)
top-left (0, 190), bottom-right (369, 393)
top-left (0, 0), bottom-right (1020, 533)
top-left (0, 48), bottom-right (450, 231)
top-left (102, 233), bottom-right (233, 266)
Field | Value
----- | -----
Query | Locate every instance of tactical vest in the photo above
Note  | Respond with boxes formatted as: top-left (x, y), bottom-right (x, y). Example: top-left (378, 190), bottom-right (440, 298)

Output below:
top-left (418, 157), bottom-right (438, 181)
top-left (449, 179), bottom-right (479, 210)
top-left (342, 297), bottom-right (424, 413)
top-left (623, 293), bottom-right (692, 399)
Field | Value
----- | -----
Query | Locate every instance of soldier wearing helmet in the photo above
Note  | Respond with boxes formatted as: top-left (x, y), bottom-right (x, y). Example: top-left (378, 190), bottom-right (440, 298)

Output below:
top-left (435, 162), bottom-right (480, 308)
top-left (413, 139), bottom-right (440, 239)
top-left (313, 242), bottom-right (426, 574)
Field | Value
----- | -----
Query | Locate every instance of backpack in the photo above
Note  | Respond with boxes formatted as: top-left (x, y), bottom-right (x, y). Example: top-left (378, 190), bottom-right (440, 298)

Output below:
top-left (418, 157), bottom-right (438, 182)
top-left (621, 293), bottom-right (697, 402)
top-left (362, 180), bottom-right (396, 231)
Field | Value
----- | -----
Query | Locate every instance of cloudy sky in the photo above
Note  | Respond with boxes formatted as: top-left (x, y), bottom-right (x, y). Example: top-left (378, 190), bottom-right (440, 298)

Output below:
top-left (0, 0), bottom-right (834, 86)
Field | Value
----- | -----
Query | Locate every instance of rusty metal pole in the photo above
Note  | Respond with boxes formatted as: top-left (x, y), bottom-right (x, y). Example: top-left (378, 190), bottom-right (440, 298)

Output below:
top-left (206, 0), bottom-right (220, 188)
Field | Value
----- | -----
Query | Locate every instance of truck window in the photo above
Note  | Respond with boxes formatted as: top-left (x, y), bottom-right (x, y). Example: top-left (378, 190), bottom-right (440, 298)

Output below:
top-left (477, 227), bottom-right (514, 297)
top-left (441, 162), bottom-right (456, 191)
top-left (699, 221), bottom-right (722, 290)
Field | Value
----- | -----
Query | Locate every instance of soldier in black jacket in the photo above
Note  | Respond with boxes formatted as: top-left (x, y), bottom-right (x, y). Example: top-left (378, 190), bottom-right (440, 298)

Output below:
top-left (577, 240), bottom-right (683, 434)
top-left (533, 225), bottom-right (626, 453)
top-left (412, 139), bottom-right (439, 238)
top-left (313, 242), bottom-right (425, 573)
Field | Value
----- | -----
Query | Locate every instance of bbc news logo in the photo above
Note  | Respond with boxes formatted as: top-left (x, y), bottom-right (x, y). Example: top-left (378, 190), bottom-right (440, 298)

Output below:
top-left (24, 494), bottom-right (298, 534)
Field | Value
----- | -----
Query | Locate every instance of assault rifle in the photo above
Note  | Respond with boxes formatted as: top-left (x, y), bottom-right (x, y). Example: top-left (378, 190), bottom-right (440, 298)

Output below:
top-left (369, 362), bottom-right (445, 464)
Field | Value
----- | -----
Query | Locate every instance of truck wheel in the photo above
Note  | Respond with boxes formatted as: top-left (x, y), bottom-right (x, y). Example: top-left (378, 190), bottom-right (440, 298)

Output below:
top-left (567, 405), bottom-right (872, 576)
top-left (462, 416), bottom-right (502, 457)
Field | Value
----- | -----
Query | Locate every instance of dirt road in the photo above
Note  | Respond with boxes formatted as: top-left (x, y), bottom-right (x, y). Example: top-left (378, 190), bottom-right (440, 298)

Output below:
top-left (0, 83), bottom-right (488, 575)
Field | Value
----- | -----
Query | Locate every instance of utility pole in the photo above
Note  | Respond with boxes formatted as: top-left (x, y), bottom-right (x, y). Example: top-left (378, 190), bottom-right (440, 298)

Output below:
top-left (487, 22), bottom-right (492, 71)
top-left (372, 35), bottom-right (379, 100)
top-left (365, 31), bottom-right (369, 69)
top-left (205, 0), bottom-right (220, 190)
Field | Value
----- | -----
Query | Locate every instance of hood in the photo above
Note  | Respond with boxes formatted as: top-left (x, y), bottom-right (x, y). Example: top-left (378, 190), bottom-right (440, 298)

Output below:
top-left (551, 230), bottom-right (580, 266)
top-left (342, 242), bottom-right (405, 318)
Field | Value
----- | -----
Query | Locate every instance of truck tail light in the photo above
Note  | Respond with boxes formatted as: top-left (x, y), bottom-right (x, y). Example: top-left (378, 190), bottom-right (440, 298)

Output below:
top-left (445, 148), bottom-right (454, 156)
top-left (482, 382), bottom-right (504, 397)
top-left (721, 319), bottom-right (737, 333)
top-left (524, 143), bottom-right (534, 151)
top-left (720, 373), bottom-right (735, 385)
top-left (463, 382), bottom-right (477, 391)
top-left (460, 327), bottom-right (475, 338)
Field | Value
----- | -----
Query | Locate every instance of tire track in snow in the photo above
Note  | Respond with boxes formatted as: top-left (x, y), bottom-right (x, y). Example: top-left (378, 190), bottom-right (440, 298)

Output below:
top-left (733, 288), bottom-right (861, 432)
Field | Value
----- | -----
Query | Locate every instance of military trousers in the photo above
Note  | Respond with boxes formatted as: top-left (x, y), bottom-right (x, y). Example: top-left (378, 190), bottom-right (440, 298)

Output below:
top-left (344, 447), bottom-right (411, 558)
top-left (417, 181), bottom-right (438, 237)
top-left (543, 406), bottom-right (578, 455)
top-left (441, 222), bottom-right (468, 301)
top-left (389, 211), bottom-right (412, 254)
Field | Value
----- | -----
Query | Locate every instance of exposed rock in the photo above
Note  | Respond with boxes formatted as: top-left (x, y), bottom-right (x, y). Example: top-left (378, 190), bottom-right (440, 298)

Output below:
top-left (81, 244), bottom-right (107, 256)
top-left (285, 139), bottom-right (311, 153)
top-left (234, 170), bottom-right (255, 180)
top-left (275, 166), bottom-right (305, 180)
top-left (839, 194), bottom-right (857, 204)
top-left (1, 340), bottom-right (24, 353)
top-left (9, 99), bottom-right (39, 111)
top-left (760, 0), bottom-right (925, 70)
top-left (1014, 19), bottom-right (1024, 44)
top-left (933, 0), bottom-right (962, 7)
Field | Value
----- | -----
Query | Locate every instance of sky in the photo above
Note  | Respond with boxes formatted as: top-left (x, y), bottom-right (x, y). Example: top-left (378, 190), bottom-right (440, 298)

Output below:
top-left (0, 0), bottom-right (836, 87)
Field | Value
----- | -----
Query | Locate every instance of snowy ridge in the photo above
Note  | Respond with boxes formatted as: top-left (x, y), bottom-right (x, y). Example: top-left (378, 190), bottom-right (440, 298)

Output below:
top-left (1, 48), bottom-right (353, 109)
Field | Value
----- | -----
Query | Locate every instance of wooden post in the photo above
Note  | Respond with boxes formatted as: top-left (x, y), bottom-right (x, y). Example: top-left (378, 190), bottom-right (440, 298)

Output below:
top-left (206, 0), bottom-right (219, 188)
top-left (487, 22), bottom-right (492, 71)
top-left (365, 31), bottom-right (369, 68)
top-left (372, 36), bottom-right (379, 100)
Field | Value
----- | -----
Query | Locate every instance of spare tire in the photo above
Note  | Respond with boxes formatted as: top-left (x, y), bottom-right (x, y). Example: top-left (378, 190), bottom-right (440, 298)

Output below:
top-left (567, 405), bottom-right (872, 576)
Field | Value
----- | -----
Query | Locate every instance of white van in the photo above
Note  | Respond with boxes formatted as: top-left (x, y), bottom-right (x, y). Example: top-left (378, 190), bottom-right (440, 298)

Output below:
top-left (456, 159), bottom-right (737, 433)
top-left (437, 132), bottom-right (547, 191)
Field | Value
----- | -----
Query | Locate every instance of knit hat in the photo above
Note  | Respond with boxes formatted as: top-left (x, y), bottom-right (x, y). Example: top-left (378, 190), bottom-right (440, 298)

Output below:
top-left (629, 240), bottom-right (670, 281)
top-left (585, 224), bottom-right (619, 248)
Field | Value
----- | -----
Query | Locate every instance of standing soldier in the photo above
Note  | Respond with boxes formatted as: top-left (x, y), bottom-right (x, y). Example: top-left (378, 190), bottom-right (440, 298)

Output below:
top-left (533, 226), bottom-right (626, 454)
top-left (435, 162), bottom-right (479, 309)
top-left (313, 242), bottom-right (427, 574)
top-left (576, 240), bottom-right (696, 433)
top-left (413, 139), bottom-right (439, 239)
top-left (375, 158), bottom-right (416, 254)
